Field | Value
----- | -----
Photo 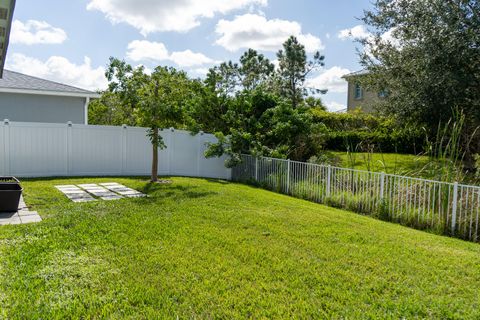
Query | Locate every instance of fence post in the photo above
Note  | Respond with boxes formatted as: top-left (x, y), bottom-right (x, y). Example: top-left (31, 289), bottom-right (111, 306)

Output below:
top-left (168, 128), bottom-right (174, 175)
top-left (255, 158), bottom-right (259, 181)
top-left (380, 172), bottom-right (386, 199)
top-left (286, 159), bottom-right (291, 194)
top-left (121, 124), bottom-right (127, 175)
top-left (451, 182), bottom-right (459, 235)
top-left (3, 119), bottom-right (10, 175)
top-left (66, 121), bottom-right (73, 176)
top-left (326, 165), bottom-right (332, 197)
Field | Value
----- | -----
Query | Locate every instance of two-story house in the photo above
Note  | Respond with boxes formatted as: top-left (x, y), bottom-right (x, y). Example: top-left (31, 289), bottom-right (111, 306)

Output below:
top-left (343, 70), bottom-right (387, 113)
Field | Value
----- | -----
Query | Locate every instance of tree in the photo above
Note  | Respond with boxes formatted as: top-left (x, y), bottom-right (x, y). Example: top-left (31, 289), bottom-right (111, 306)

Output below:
top-left (193, 40), bottom-right (328, 165)
top-left (105, 58), bottom-right (192, 182)
top-left (277, 36), bottom-right (326, 108)
top-left (204, 88), bottom-right (318, 165)
top-left (105, 57), bottom-right (144, 117)
top-left (359, 0), bottom-right (480, 162)
top-left (303, 96), bottom-right (327, 111)
top-left (187, 49), bottom-right (276, 135)
top-left (259, 101), bottom-right (316, 160)
top-left (238, 49), bottom-right (275, 91)
top-left (138, 66), bottom-right (192, 182)
top-left (88, 91), bottom-right (137, 126)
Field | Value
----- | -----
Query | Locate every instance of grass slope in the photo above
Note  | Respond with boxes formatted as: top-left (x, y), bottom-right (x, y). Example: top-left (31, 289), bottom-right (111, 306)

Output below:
top-left (331, 151), bottom-right (431, 175)
top-left (1, 177), bottom-right (479, 318)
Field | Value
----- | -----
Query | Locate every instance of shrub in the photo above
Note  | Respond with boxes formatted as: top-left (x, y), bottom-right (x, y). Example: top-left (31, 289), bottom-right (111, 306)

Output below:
top-left (309, 109), bottom-right (425, 154)
top-left (475, 154), bottom-right (480, 180)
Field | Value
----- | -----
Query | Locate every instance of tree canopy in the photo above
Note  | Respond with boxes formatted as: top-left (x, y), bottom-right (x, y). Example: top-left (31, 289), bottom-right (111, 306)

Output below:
top-left (104, 58), bottom-right (193, 181)
top-left (359, 0), bottom-right (480, 161)
top-left (91, 37), bottom-right (329, 167)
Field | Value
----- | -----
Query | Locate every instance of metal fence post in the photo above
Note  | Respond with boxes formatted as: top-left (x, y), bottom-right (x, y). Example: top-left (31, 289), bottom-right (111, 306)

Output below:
top-left (326, 165), bottom-right (332, 197)
top-left (255, 158), bottom-right (259, 181)
top-left (380, 172), bottom-right (386, 199)
top-left (451, 182), bottom-right (459, 235)
top-left (286, 159), bottom-right (291, 194)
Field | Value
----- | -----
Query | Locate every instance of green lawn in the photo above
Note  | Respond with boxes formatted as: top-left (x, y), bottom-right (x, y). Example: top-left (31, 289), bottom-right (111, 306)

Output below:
top-left (1, 177), bottom-right (480, 318)
top-left (331, 151), bottom-right (431, 175)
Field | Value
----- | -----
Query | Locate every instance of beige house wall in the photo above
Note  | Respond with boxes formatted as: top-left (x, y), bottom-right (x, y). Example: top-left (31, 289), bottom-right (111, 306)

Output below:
top-left (346, 81), bottom-right (380, 113)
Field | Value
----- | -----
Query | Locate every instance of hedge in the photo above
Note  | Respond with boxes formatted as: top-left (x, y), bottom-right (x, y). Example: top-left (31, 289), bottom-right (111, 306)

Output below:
top-left (310, 109), bottom-right (426, 154)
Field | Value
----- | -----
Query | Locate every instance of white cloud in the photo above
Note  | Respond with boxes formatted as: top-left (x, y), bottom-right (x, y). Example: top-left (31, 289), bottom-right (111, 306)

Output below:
top-left (11, 20), bottom-right (67, 45)
top-left (189, 68), bottom-right (210, 77)
top-left (7, 53), bottom-right (107, 91)
top-left (380, 27), bottom-right (401, 47)
top-left (126, 40), bottom-right (169, 62)
top-left (126, 40), bottom-right (215, 67)
top-left (272, 59), bottom-right (280, 70)
top-left (308, 66), bottom-right (351, 93)
top-left (326, 101), bottom-right (347, 112)
top-left (169, 50), bottom-right (214, 67)
top-left (338, 25), bottom-right (400, 48)
top-left (133, 64), bottom-right (152, 75)
top-left (87, 0), bottom-right (267, 35)
top-left (215, 14), bottom-right (323, 53)
top-left (338, 25), bottom-right (370, 40)
top-left (338, 25), bottom-right (401, 57)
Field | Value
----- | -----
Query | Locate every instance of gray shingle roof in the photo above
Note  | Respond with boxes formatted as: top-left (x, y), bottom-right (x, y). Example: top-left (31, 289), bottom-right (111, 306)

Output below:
top-left (0, 70), bottom-right (97, 95)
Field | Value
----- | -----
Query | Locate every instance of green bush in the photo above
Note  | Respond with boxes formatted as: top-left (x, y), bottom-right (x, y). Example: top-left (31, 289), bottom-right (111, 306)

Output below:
top-left (310, 109), bottom-right (425, 154)
top-left (475, 154), bottom-right (480, 180)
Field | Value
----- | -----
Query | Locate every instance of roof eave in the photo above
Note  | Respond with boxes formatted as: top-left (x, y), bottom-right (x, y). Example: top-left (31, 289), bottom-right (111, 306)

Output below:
top-left (0, 87), bottom-right (101, 98)
top-left (0, 0), bottom-right (16, 79)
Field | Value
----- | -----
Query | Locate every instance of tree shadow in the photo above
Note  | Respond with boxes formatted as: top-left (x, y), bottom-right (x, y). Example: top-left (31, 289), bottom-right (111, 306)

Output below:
top-left (204, 178), bottom-right (230, 185)
top-left (140, 183), bottom-right (217, 201)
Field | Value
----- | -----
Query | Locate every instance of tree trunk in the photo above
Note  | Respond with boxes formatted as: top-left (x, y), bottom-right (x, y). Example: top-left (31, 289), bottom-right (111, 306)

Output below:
top-left (151, 127), bottom-right (159, 182)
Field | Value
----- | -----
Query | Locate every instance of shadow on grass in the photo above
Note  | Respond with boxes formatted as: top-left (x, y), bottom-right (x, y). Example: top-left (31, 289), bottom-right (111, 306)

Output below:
top-left (140, 183), bottom-right (217, 201)
top-left (20, 176), bottom-right (152, 182)
top-left (204, 178), bottom-right (230, 185)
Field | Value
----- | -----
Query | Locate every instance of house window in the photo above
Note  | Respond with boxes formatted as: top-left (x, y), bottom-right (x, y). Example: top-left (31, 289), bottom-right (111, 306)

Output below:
top-left (0, 8), bottom-right (8, 20)
top-left (354, 83), bottom-right (363, 100)
top-left (378, 90), bottom-right (387, 98)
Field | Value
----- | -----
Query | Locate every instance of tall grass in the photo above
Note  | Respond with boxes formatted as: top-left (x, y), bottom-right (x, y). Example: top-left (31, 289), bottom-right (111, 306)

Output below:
top-left (338, 111), bottom-right (479, 184)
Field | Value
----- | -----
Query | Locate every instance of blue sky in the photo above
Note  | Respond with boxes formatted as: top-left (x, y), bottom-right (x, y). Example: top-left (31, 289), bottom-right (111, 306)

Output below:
top-left (6, 0), bottom-right (374, 111)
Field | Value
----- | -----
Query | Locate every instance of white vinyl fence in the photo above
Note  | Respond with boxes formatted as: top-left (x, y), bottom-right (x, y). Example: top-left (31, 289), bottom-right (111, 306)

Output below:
top-left (0, 120), bottom-right (231, 180)
top-left (233, 154), bottom-right (480, 242)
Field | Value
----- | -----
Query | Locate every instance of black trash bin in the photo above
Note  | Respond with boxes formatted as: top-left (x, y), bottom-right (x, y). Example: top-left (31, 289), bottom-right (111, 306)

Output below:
top-left (0, 177), bottom-right (23, 213)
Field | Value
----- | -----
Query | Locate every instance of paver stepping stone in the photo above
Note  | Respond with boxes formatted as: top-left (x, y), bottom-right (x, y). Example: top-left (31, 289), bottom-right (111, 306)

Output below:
top-left (56, 185), bottom-right (96, 203)
top-left (78, 184), bottom-right (123, 201)
top-left (0, 196), bottom-right (42, 226)
top-left (100, 183), bottom-right (146, 198)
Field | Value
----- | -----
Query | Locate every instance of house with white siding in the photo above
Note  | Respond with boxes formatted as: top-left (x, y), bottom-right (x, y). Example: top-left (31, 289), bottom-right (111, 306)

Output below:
top-left (0, 70), bottom-right (100, 124)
